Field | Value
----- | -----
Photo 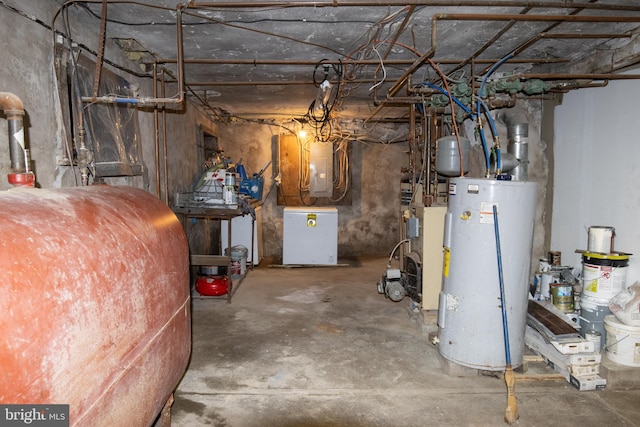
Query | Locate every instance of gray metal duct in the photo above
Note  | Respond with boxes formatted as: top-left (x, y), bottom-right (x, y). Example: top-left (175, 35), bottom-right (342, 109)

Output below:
top-left (496, 105), bottom-right (529, 181)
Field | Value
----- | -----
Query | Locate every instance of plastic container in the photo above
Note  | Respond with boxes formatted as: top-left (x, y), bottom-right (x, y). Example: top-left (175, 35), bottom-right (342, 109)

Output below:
top-left (588, 226), bottom-right (615, 253)
top-left (579, 294), bottom-right (612, 351)
top-left (582, 252), bottom-right (629, 301)
top-left (604, 315), bottom-right (640, 367)
top-left (239, 176), bottom-right (264, 200)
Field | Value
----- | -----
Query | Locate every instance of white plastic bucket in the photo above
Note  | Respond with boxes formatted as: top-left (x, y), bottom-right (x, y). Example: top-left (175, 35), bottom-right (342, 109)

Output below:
top-left (582, 252), bottom-right (629, 301)
top-left (227, 245), bottom-right (248, 279)
top-left (587, 226), bottom-right (615, 253)
top-left (580, 294), bottom-right (611, 350)
top-left (604, 315), bottom-right (640, 367)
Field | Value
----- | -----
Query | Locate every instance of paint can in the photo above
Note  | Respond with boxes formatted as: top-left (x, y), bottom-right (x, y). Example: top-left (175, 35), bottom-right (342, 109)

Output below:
top-left (548, 251), bottom-right (562, 266)
top-left (539, 271), bottom-right (560, 300)
top-left (550, 283), bottom-right (574, 312)
top-left (579, 294), bottom-right (612, 351)
top-left (582, 252), bottom-right (629, 301)
top-left (226, 245), bottom-right (248, 280)
top-left (588, 226), bottom-right (615, 254)
top-left (604, 315), bottom-right (640, 367)
top-left (539, 258), bottom-right (551, 273)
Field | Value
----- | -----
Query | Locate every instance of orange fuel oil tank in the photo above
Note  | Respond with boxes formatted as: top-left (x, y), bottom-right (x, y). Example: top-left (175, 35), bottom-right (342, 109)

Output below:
top-left (0, 185), bottom-right (191, 426)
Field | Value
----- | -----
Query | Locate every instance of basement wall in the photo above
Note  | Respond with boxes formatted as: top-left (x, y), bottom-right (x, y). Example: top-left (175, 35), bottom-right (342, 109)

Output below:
top-left (552, 74), bottom-right (640, 284)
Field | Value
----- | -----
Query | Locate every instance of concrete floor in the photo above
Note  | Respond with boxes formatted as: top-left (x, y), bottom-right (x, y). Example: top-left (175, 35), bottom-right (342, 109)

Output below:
top-left (172, 256), bottom-right (640, 427)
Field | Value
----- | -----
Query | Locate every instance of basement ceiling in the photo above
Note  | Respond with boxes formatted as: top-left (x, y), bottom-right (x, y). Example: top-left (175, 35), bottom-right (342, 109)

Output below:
top-left (55, 1), bottom-right (640, 121)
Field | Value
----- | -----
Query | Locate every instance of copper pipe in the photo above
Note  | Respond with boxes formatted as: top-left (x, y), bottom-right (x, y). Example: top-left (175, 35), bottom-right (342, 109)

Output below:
top-left (519, 73), bottom-right (640, 80)
top-left (495, 7), bottom-right (615, 76)
top-left (446, 6), bottom-right (532, 77)
top-left (189, 1), bottom-right (640, 12)
top-left (91, 0), bottom-right (108, 100)
top-left (154, 58), bottom-right (568, 66)
top-left (373, 6), bottom-right (416, 86)
top-left (436, 13), bottom-right (640, 24)
top-left (0, 92), bottom-right (24, 116)
top-left (161, 70), bottom-right (169, 205)
top-left (540, 33), bottom-right (632, 40)
top-left (81, 4), bottom-right (186, 106)
top-left (367, 12), bottom-right (640, 122)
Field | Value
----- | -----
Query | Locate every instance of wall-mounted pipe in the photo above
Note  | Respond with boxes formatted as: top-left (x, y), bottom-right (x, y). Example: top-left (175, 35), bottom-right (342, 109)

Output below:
top-left (0, 92), bottom-right (35, 187)
top-left (80, 4), bottom-right (187, 106)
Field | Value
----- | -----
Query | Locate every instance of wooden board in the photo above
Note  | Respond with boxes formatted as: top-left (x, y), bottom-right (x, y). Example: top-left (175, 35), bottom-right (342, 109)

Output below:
top-left (527, 300), bottom-right (579, 337)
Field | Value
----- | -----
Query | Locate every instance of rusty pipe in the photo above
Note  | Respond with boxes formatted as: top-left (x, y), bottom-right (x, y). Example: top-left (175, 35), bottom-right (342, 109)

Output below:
top-left (0, 92), bottom-right (35, 187)
top-left (435, 13), bottom-right (640, 24)
top-left (154, 58), bottom-right (568, 66)
top-left (81, 4), bottom-right (186, 106)
top-left (188, 1), bottom-right (640, 12)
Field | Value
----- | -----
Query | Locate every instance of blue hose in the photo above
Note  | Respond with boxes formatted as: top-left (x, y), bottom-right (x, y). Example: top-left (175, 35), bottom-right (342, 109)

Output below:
top-left (493, 204), bottom-right (511, 366)
top-left (477, 53), bottom-right (514, 119)
top-left (482, 101), bottom-right (500, 171)
top-left (478, 126), bottom-right (491, 173)
top-left (477, 53), bottom-right (513, 173)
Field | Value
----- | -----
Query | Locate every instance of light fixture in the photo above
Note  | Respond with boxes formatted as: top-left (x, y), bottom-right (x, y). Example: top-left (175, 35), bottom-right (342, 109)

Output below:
top-left (313, 79), bottom-right (333, 114)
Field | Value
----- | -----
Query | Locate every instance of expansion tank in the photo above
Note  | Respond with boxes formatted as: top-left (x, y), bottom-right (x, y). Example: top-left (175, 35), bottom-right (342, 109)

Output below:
top-left (0, 186), bottom-right (191, 426)
top-left (438, 177), bottom-right (537, 370)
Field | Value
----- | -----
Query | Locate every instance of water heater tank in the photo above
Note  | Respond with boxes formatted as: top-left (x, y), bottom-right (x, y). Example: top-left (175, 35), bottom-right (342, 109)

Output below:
top-left (438, 178), bottom-right (537, 370)
top-left (435, 135), bottom-right (470, 177)
top-left (0, 186), bottom-right (191, 426)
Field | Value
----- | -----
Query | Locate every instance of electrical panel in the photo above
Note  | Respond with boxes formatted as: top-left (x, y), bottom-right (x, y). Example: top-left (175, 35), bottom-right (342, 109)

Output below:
top-left (309, 141), bottom-right (333, 198)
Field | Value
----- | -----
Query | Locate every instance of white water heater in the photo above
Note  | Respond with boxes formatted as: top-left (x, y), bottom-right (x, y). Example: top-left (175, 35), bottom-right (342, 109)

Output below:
top-left (438, 178), bottom-right (537, 370)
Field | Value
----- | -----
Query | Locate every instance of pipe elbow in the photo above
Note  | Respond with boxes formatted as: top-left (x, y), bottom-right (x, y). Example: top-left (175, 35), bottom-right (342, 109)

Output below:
top-left (497, 105), bottom-right (528, 140)
top-left (0, 92), bottom-right (25, 118)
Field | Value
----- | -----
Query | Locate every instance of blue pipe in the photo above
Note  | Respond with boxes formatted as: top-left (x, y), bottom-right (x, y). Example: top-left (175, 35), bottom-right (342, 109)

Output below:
top-left (493, 204), bottom-right (511, 366)
top-left (478, 99), bottom-right (500, 171)
top-left (477, 53), bottom-right (514, 119)
top-left (477, 53), bottom-right (513, 173)
top-left (114, 98), bottom-right (140, 104)
top-left (478, 126), bottom-right (491, 172)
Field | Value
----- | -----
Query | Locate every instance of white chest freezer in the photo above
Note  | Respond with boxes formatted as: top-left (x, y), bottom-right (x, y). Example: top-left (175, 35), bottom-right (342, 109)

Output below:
top-left (283, 207), bottom-right (338, 265)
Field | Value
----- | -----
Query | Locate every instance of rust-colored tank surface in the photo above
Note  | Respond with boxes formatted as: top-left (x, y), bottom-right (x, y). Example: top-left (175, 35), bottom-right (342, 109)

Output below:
top-left (0, 185), bottom-right (191, 426)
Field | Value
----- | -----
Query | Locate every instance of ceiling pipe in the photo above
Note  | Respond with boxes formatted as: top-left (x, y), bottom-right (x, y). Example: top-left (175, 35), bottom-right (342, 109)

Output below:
top-left (367, 12), bottom-right (640, 122)
top-left (153, 58), bottom-right (567, 66)
top-left (188, 1), bottom-right (640, 12)
top-left (0, 93), bottom-right (35, 187)
top-left (81, 3), bottom-right (187, 106)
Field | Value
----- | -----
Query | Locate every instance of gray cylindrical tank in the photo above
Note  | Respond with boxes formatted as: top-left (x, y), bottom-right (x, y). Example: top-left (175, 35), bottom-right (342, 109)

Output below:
top-left (438, 177), bottom-right (537, 370)
top-left (436, 135), bottom-right (470, 177)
